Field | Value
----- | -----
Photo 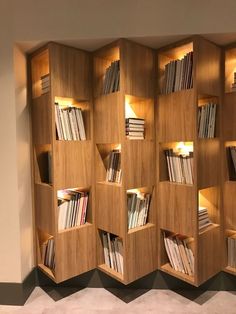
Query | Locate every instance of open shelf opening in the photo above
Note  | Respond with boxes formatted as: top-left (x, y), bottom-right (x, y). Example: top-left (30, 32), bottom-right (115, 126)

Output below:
top-left (125, 95), bottom-right (154, 140)
top-left (54, 96), bottom-right (91, 141)
top-left (94, 43), bottom-right (120, 97)
top-left (226, 229), bottom-right (236, 270)
top-left (198, 187), bottom-right (220, 234)
top-left (37, 228), bottom-right (55, 277)
top-left (225, 48), bottom-right (236, 93)
top-left (160, 229), bottom-right (195, 281)
top-left (225, 141), bottom-right (236, 181)
top-left (158, 42), bottom-right (193, 95)
top-left (57, 186), bottom-right (92, 232)
top-left (34, 144), bottom-right (52, 185)
top-left (159, 141), bottom-right (194, 185)
top-left (96, 143), bottom-right (122, 184)
top-left (198, 96), bottom-right (219, 139)
top-left (31, 48), bottom-right (50, 99)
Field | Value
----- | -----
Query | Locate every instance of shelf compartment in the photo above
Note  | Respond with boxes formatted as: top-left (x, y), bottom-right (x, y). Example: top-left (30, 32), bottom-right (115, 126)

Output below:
top-left (96, 183), bottom-right (125, 236)
top-left (32, 94), bottom-right (52, 145)
top-left (160, 263), bottom-right (195, 285)
top-left (197, 138), bottom-right (220, 189)
top-left (159, 182), bottom-right (196, 237)
top-left (38, 264), bottom-right (56, 281)
top-left (197, 224), bottom-right (221, 285)
top-left (225, 141), bottom-right (236, 181)
top-left (55, 97), bottom-right (92, 141)
top-left (125, 95), bottom-right (154, 141)
top-left (224, 181), bottom-right (236, 231)
top-left (34, 145), bottom-right (52, 185)
top-left (54, 141), bottom-right (92, 189)
top-left (157, 90), bottom-right (195, 142)
top-left (94, 92), bottom-right (124, 143)
top-left (55, 223), bottom-right (96, 283)
top-left (35, 184), bottom-right (54, 234)
top-left (123, 140), bottom-right (155, 189)
top-left (50, 43), bottom-right (90, 100)
top-left (223, 93), bottom-right (236, 140)
top-left (31, 48), bottom-right (49, 99)
top-left (98, 264), bottom-right (124, 283)
top-left (95, 143), bottom-right (122, 184)
top-left (225, 47), bottom-right (236, 93)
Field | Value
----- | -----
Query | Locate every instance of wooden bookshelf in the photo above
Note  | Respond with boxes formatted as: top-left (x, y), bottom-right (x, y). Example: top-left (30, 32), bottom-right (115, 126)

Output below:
top-left (223, 44), bottom-right (236, 274)
top-left (29, 42), bottom-right (96, 283)
top-left (94, 39), bottom-right (157, 284)
top-left (156, 36), bottom-right (222, 286)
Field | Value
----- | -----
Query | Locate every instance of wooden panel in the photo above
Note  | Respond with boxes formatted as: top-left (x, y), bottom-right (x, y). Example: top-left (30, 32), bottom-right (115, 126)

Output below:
top-left (121, 39), bottom-right (155, 98)
top-left (123, 140), bottom-right (155, 189)
top-left (94, 92), bottom-right (124, 143)
top-left (35, 183), bottom-right (54, 235)
top-left (159, 182), bottom-right (196, 237)
top-left (55, 224), bottom-right (96, 282)
top-left (158, 89), bottom-right (195, 142)
top-left (32, 94), bottom-right (52, 145)
top-left (54, 141), bottom-right (92, 189)
top-left (96, 184), bottom-right (125, 237)
top-left (195, 37), bottom-right (221, 96)
top-left (223, 93), bottom-right (236, 140)
top-left (197, 226), bottom-right (221, 285)
top-left (197, 139), bottom-right (220, 189)
top-left (125, 224), bottom-right (157, 283)
top-left (50, 43), bottom-right (90, 100)
top-left (224, 182), bottom-right (236, 230)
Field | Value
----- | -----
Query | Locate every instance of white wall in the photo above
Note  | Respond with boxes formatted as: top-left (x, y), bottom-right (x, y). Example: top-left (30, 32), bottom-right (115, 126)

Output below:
top-left (1, 0), bottom-right (236, 283)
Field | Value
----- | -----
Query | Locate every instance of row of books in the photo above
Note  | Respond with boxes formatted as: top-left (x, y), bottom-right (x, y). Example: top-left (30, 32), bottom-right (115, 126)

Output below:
top-left (127, 191), bottom-right (151, 229)
top-left (58, 189), bottom-right (88, 231)
top-left (55, 103), bottom-right (86, 141)
top-left (228, 234), bottom-right (236, 268)
top-left (102, 232), bottom-right (124, 274)
top-left (198, 103), bottom-right (217, 138)
top-left (106, 149), bottom-right (122, 183)
top-left (163, 232), bottom-right (194, 276)
top-left (41, 237), bottom-right (55, 270)
top-left (126, 118), bottom-right (145, 140)
top-left (226, 146), bottom-right (236, 181)
top-left (162, 51), bottom-right (193, 94)
top-left (41, 74), bottom-right (50, 95)
top-left (164, 149), bottom-right (194, 184)
top-left (103, 60), bottom-right (120, 94)
top-left (198, 207), bottom-right (213, 231)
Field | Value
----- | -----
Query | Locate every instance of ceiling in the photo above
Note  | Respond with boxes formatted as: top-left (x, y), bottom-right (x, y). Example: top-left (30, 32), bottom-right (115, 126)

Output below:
top-left (17, 32), bottom-right (236, 54)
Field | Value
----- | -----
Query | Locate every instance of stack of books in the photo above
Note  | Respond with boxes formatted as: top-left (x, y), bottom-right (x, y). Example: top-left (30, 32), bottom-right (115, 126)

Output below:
top-left (226, 146), bottom-right (236, 180)
top-left (126, 118), bottom-right (145, 140)
top-left (231, 72), bottom-right (236, 92)
top-left (198, 103), bottom-right (217, 138)
top-left (106, 149), bottom-right (122, 183)
top-left (41, 237), bottom-right (55, 270)
top-left (103, 60), bottom-right (120, 94)
top-left (228, 234), bottom-right (236, 268)
top-left (55, 103), bottom-right (86, 140)
top-left (163, 232), bottom-right (194, 276)
top-left (164, 149), bottom-right (194, 184)
top-left (127, 191), bottom-right (151, 229)
top-left (198, 207), bottom-right (213, 231)
top-left (162, 51), bottom-right (193, 94)
top-left (102, 232), bottom-right (123, 275)
top-left (57, 189), bottom-right (88, 230)
top-left (41, 74), bottom-right (50, 95)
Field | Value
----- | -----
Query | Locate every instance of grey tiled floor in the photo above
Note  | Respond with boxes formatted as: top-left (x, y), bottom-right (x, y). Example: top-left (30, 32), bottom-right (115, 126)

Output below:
top-left (0, 287), bottom-right (236, 314)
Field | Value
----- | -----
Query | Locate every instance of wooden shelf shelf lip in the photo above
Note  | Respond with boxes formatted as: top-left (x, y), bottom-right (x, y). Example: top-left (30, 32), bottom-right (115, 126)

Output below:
top-left (35, 182), bottom-right (52, 188)
top-left (97, 181), bottom-right (122, 187)
top-left (224, 266), bottom-right (236, 275)
top-left (58, 222), bottom-right (93, 234)
top-left (128, 223), bottom-right (155, 234)
top-left (160, 263), bottom-right (195, 285)
top-left (98, 264), bottom-right (124, 283)
top-left (158, 88), bottom-right (194, 97)
top-left (159, 181), bottom-right (193, 188)
top-left (38, 264), bottom-right (56, 281)
top-left (199, 223), bottom-right (220, 235)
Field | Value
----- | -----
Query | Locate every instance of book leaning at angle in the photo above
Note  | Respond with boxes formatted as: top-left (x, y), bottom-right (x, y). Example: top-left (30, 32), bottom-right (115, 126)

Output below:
top-left (106, 149), bottom-right (122, 183)
top-left (41, 237), bottom-right (55, 270)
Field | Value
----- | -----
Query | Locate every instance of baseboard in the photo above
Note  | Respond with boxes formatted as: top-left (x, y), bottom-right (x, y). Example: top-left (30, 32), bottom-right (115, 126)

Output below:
top-left (2, 267), bottom-right (236, 305)
top-left (0, 269), bottom-right (36, 305)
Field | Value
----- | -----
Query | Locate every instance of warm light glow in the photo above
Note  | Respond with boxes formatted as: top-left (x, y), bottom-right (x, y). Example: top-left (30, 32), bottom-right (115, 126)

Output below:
top-left (55, 96), bottom-right (74, 108)
top-left (176, 142), bottom-right (193, 156)
top-left (127, 188), bottom-right (143, 198)
top-left (125, 101), bottom-right (137, 119)
top-left (115, 144), bottom-right (121, 150)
